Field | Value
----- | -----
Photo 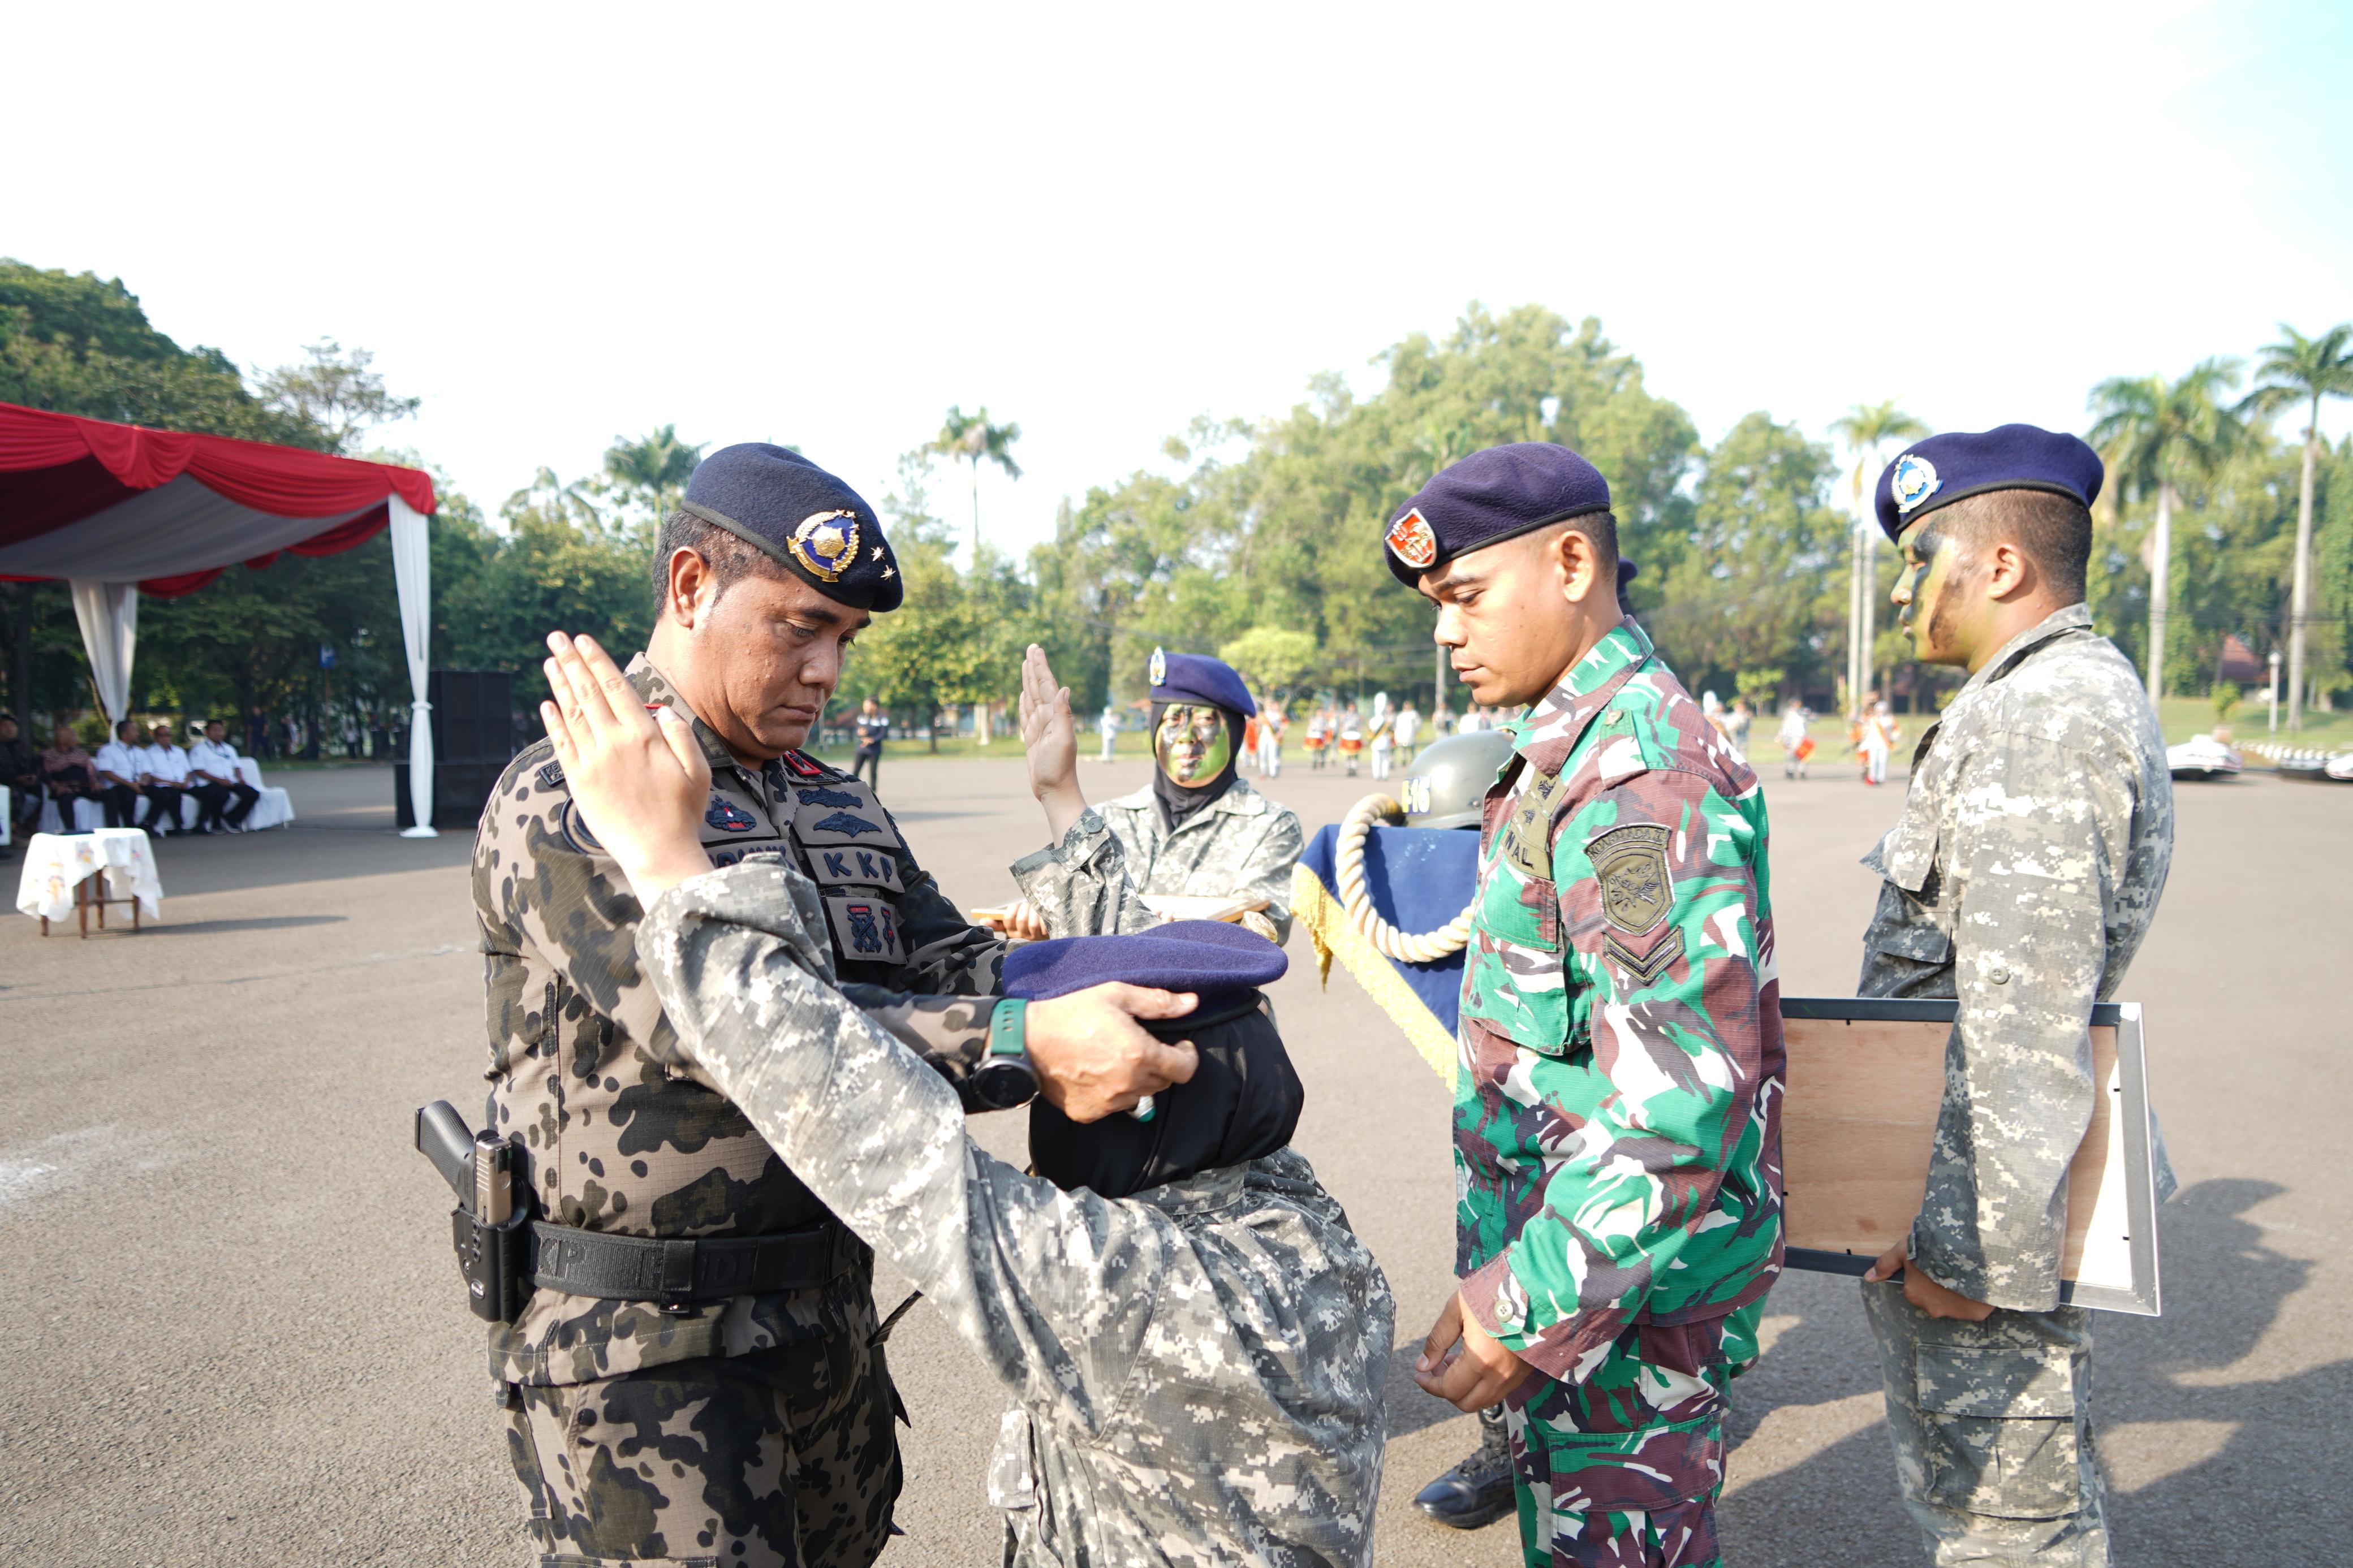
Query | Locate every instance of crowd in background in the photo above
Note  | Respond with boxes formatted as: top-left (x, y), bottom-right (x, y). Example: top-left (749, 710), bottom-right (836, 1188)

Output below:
top-left (0, 714), bottom-right (262, 857)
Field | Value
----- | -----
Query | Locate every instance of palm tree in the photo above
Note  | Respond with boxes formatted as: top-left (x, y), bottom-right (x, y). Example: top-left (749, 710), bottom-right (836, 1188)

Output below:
top-left (2089, 359), bottom-right (2247, 703)
top-left (603, 425), bottom-right (706, 520)
top-left (926, 405), bottom-right (1023, 556)
top-left (2240, 324), bottom-right (2353, 729)
top-left (1829, 401), bottom-right (1929, 715)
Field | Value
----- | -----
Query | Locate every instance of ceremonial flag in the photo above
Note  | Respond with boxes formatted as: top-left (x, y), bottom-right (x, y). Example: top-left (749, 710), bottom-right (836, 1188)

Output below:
top-left (1292, 821), bottom-right (1481, 1085)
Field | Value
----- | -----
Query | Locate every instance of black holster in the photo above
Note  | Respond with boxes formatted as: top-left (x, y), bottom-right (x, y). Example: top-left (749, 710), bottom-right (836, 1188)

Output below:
top-left (453, 1202), bottom-right (533, 1324)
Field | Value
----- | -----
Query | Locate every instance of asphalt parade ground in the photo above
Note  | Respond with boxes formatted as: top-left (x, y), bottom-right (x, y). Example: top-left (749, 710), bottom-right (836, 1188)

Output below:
top-left (3, 748), bottom-right (2347, 1566)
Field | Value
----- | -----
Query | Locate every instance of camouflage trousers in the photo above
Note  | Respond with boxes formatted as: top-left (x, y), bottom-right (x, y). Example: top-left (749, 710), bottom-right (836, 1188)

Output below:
top-left (501, 1329), bottom-right (902, 1567)
top-left (1502, 1301), bottom-right (1762, 1568)
top-left (1861, 1281), bottom-right (2108, 1567)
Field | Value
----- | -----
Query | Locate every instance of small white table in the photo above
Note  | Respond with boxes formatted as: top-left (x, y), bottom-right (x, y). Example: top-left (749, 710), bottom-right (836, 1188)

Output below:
top-left (15, 828), bottom-right (163, 936)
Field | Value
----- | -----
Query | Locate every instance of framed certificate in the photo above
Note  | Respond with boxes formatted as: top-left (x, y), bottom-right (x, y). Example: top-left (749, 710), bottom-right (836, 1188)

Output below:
top-left (1778, 997), bottom-right (2161, 1316)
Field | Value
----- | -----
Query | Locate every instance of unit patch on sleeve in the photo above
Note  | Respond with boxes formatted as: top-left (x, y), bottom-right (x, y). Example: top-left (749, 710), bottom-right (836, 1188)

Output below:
top-left (822, 892), bottom-right (904, 965)
top-left (1588, 822), bottom-right (1673, 935)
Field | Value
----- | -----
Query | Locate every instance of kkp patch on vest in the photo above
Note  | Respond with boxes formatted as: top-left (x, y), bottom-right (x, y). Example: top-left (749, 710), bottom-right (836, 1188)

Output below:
top-left (1589, 822), bottom-right (1672, 935)
top-left (806, 843), bottom-right (906, 893)
top-left (823, 892), bottom-right (904, 965)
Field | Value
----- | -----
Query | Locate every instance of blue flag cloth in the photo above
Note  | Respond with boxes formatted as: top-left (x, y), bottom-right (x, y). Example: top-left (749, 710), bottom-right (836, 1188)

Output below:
top-left (1292, 821), bottom-right (1483, 1083)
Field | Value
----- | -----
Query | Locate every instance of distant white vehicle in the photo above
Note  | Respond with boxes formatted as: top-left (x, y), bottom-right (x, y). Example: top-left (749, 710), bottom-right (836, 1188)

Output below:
top-left (2167, 733), bottom-right (2243, 781)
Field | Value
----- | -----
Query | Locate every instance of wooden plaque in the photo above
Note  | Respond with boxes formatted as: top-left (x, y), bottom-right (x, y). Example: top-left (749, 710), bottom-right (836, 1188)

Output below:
top-left (1778, 997), bottom-right (2161, 1315)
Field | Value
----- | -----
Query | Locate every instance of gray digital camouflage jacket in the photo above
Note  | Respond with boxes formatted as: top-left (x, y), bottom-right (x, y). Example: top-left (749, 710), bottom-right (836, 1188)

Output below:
top-left (1013, 779), bottom-right (1304, 945)
top-left (474, 655), bottom-right (1135, 1385)
top-left (1856, 604), bottom-right (2175, 1311)
top-left (636, 858), bottom-right (1394, 1568)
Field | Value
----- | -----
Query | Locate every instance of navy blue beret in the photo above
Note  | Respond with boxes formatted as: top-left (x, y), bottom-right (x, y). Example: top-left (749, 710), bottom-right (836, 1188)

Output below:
top-left (1147, 649), bottom-right (1257, 716)
top-left (1385, 442), bottom-right (1612, 588)
top-left (1874, 424), bottom-right (2104, 544)
top-left (1002, 919), bottom-right (1288, 1002)
top-left (679, 443), bottom-right (902, 612)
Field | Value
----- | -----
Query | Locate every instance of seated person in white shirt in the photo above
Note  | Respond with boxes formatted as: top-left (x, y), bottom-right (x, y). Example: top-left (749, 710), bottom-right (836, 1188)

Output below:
top-left (92, 720), bottom-right (146, 829)
top-left (187, 719), bottom-right (260, 832)
top-left (136, 722), bottom-right (193, 835)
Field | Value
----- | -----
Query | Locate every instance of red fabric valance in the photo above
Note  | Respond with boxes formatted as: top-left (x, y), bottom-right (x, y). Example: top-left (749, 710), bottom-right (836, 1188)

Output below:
top-left (0, 401), bottom-right (436, 593)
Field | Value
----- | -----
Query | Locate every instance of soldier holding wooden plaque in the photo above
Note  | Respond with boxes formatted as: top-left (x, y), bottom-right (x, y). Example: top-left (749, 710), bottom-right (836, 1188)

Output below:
top-left (1846, 426), bottom-right (2176, 1567)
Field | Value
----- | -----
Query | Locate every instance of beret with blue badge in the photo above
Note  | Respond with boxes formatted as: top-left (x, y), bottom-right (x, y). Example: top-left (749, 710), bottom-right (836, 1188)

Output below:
top-left (1874, 424), bottom-right (2105, 545)
top-left (1147, 648), bottom-right (1258, 717)
top-left (1384, 442), bottom-right (1612, 588)
top-left (678, 442), bottom-right (903, 612)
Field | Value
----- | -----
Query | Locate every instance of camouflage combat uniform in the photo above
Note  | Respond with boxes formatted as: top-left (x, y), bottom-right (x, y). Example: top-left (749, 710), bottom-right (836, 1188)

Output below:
top-left (1855, 604), bottom-right (2174, 1567)
top-left (475, 654), bottom-right (1029, 1567)
top-left (633, 856), bottom-right (1396, 1568)
top-left (1030, 779), bottom-right (1303, 943)
top-left (1455, 618), bottom-right (1785, 1568)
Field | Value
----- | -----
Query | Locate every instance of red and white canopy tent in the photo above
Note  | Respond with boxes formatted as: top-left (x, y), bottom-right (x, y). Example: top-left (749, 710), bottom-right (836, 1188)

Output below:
top-left (0, 400), bottom-right (442, 836)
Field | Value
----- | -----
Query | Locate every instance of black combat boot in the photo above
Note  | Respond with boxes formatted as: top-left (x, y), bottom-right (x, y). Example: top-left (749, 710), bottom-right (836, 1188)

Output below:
top-left (1411, 1403), bottom-right (1515, 1530)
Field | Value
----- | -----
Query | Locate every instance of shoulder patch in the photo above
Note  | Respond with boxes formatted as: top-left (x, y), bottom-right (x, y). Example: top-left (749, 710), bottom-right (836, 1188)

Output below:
top-left (558, 801), bottom-right (605, 856)
top-left (1589, 822), bottom-right (1672, 935)
top-left (780, 750), bottom-right (826, 778)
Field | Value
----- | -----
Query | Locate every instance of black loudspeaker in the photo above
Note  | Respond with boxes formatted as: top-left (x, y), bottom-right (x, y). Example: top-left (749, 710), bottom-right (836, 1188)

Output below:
top-left (392, 669), bottom-right (519, 829)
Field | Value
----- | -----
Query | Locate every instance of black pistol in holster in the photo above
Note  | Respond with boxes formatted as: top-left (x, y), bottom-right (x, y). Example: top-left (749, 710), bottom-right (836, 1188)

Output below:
top-left (415, 1100), bottom-right (531, 1324)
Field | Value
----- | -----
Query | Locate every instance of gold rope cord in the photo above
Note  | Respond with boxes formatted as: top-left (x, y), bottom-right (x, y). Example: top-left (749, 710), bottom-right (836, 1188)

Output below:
top-left (1333, 793), bottom-right (1477, 963)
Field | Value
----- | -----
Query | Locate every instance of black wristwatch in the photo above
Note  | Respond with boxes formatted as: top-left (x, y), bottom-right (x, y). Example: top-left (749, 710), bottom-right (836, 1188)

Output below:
top-left (969, 999), bottom-right (1039, 1111)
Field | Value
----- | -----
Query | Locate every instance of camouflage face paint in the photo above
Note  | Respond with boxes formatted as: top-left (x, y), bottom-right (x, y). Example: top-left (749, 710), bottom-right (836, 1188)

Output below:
top-left (1897, 520), bottom-right (1975, 668)
top-left (1156, 703), bottom-right (1230, 784)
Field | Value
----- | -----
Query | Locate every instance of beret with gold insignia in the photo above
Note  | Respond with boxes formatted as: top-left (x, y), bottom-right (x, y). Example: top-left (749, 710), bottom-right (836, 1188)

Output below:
top-left (679, 442), bottom-right (902, 612)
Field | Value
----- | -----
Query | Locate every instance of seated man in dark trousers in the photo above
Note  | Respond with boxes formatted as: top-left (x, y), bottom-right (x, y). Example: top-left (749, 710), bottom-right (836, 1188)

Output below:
top-left (40, 726), bottom-right (99, 830)
top-left (537, 628), bottom-right (1395, 1567)
top-left (187, 719), bottom-right (260, 832)
top-left (0, 714), bottom-right (40, 848)
top-left (91, 720), bottom-right (145, 829)
top-left (136, 722), bottom-right (193, 835)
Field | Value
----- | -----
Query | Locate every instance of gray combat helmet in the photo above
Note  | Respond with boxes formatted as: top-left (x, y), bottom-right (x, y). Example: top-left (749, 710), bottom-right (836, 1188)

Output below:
top-left (1400, 729), bottom-right (1518, 829)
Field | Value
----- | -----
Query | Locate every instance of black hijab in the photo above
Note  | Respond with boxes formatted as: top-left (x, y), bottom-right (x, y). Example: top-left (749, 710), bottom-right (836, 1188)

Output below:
top-left (1149, 700), bottom-right (1244, 832)
top-left (1028, 992), bottom-right (1304, 1200)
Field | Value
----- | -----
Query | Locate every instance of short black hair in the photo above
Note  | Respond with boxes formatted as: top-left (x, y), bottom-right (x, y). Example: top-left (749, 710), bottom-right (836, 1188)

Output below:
top-left (649, 508), bottom-right (788, 615)
top-left (1940, 490), bottom-right (2091, 604)
top-left (1534, 509), bottom-right (1620, 585)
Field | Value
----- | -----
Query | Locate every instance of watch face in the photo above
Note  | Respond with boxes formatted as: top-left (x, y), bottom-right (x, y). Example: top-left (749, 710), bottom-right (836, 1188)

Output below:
top-left (970, 1061), bottom-right (1037, 1112)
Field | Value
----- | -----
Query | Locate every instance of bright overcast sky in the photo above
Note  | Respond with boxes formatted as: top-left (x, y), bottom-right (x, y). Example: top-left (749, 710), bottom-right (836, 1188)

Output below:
top-left (9, 1), bottom-right (2350, 559)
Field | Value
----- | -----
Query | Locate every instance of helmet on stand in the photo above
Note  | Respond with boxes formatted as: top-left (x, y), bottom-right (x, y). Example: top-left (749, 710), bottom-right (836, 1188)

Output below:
top-left (1399, 730), bottom-right (1517, 830)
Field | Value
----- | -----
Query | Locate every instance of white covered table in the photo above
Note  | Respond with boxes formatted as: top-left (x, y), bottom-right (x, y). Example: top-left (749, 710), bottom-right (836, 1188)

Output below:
top-left (15, 828), bottom-right (162, 936)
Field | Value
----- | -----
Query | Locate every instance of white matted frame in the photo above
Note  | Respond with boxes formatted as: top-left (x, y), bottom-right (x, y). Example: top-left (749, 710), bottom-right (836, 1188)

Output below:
top-left (1777, 997), bottom-right (2161, 1316)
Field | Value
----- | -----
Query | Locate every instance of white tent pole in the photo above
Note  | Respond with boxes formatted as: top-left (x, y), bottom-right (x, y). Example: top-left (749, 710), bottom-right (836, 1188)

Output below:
top-left (67, 580), bottom-right (138, 725)
top-left (389, 495), bottom-right (437, 838)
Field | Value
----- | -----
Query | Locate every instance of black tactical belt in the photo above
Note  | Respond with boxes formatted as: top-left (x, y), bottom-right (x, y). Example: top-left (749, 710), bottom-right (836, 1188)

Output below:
top-left (527, 1219), bottom-right (864, 1308)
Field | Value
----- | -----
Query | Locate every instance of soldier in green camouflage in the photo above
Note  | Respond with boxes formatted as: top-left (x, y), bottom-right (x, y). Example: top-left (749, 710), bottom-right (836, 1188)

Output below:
top-left (1385, 444), bottom-right (1785, 1568)
top-left (471, 444), bottom-right (1196, 1567)
top-left (532, 627), bottom-right (1394, 1568)
top-left (1854, 426), bottom-right (2175, 1567)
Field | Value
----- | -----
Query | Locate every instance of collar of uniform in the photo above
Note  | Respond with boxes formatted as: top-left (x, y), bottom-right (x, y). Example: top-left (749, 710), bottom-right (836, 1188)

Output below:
top-left (1502, 617), bottom-right (1654, 776)
top-left (1960, 602), bottom-right (2096, 696)
top-left (624, 652), bottom-right (756, 782)
top-left (1129, 1161), bottom-right (1247, 1217)
top-left (1109, 776), bottom-right (1270, 827)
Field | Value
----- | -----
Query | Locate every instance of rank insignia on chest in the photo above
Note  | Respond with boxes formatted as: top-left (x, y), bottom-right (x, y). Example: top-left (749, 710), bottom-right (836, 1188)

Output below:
top-left (1589, 823), bottom-right (1672, 935)
top-left (797, 786), bottom-right (863, 809)
top-left (779, 751), bottom-right (826, 779)
top-left (704, 797), bottom-right (758, 832)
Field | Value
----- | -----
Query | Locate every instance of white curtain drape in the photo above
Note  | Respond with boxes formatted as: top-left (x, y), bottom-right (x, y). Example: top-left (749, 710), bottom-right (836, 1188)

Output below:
top-left (389, 494), bottom-right (436, 837)
top-left (68, 580), bottom-right (139, 725)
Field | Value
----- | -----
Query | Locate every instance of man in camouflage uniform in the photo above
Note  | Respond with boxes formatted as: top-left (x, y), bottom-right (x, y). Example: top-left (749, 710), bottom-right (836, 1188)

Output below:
top-left (1389, 444), bottom-right (1784, 1568)
top-left (1854, 426), bottom-right (2175, 1567)
top-left (529, 629), bottom-right (1395, 1567)
top-left (473, 444), bottom-right (1195, 1567)
top-left (1005, 645), bottom-right (1304, 945)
